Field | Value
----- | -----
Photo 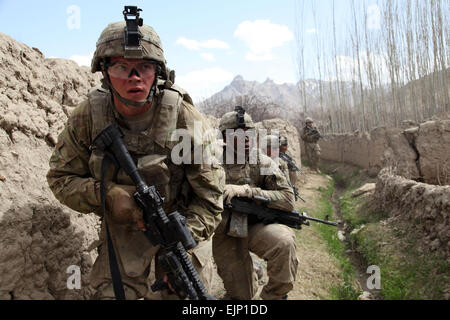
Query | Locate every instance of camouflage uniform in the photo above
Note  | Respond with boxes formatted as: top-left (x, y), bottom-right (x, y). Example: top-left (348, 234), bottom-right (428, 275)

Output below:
top-left (278, 136), bottom-right (299, 186)
top-left (264, 135), bottom-right (290, 183)
top-left (47, 19), bottom-right (224, 300)
top-left (212, 112), bottom-right (298, 300)
top-left (300, 119), bottom-right (321, 171)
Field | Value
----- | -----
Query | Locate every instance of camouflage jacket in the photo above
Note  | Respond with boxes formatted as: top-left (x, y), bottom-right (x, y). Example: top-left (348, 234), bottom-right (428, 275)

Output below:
top-left (222, 149), bottom-right (295, 237)
top-left (301, 125), bottom-right (321, 144)
top-left (47, 83), bottom-right (225, 242)
top-left (276, 155), bottom-right (291, 183)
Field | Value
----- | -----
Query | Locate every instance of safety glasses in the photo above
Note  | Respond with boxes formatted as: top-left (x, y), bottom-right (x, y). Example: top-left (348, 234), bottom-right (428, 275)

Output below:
top-left (107, 61), bottom-right (156, 79)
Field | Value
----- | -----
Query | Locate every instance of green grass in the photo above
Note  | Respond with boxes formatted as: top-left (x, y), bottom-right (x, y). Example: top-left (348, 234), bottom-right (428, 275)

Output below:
top-left (335, 172), bottom-right (450, 300)
top-left (312, 180), bottom-right (361, 300)
top-left (340, 190), bottom-right (388, 229)
top-left (353, 223), bottom-right (450, 300)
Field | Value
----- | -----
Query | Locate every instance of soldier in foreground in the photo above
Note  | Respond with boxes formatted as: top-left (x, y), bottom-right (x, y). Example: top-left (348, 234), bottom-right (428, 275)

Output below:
top-left (300, 117), bottom-right (322, 172)
top-left (47, 7), bottom-right (224, 300)
top-left (212, 108), bottom-right (298, 300)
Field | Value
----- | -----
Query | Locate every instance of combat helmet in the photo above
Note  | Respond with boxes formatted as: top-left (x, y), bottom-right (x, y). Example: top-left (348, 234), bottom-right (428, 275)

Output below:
top-left (91, 9), bottom-right (166, 73)
top-left (219, 106), bottom-right (256, 132)
top-left (91, 6), bottom-right (167, 107)
top-left (305, 117), bottom-right (314, 124)
top-left (279, 136), bottom-right (288, 146)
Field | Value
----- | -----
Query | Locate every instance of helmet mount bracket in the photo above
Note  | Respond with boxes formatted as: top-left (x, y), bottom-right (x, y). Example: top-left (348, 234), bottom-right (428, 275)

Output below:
top-left (123, 6), bottom-right (144, 59)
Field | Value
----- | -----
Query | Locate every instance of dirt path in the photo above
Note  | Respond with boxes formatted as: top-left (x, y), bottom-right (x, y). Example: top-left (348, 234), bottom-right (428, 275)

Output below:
top-left (287, 170), bottom-right (343, 299)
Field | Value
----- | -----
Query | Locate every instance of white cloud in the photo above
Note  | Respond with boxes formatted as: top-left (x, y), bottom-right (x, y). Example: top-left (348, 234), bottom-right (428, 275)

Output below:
top-left (234, 20), bottom-right (294, 61)
top-left (70, 52), bottom-right (94, 67)
top-left (200, 53), bottom-right (215, 61)
top-left (176, 67), bottom-right (234, 102)
top-left (176, 37), bottom-right (230, 51)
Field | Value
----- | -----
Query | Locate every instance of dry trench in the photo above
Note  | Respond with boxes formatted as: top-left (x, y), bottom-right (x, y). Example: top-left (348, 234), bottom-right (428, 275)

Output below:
top-left (329, 184), bottom-right (382, 300)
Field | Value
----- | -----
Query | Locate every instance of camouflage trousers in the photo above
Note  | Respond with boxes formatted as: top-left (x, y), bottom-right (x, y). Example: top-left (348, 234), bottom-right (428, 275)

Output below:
top-left (89, 219), bottom-right (214, 300)
top-left (304, 143), bottom-right (321, 170)
top-left (213, 218), bottom-right (298, 300)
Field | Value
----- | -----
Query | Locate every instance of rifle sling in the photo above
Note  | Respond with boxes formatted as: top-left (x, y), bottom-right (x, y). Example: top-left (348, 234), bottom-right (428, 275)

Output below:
top-left (100, 154), bottom-right (126, 300)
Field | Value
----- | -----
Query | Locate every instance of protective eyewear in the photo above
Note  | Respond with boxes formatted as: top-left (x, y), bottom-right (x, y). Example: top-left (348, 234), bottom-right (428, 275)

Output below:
top-left (107, 61), bottom-right (156, 79)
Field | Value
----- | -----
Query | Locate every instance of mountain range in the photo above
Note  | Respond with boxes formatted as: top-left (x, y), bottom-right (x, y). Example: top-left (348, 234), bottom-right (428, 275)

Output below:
top-left (198, 75), bottom-right (355, 117)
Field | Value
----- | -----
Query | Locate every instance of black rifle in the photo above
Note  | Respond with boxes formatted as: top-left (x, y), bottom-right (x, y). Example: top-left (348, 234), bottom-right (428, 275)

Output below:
top-left (292, 185), bottom-right (306, 203)
top-left (226, 196), bottom-right (338, 229)
top-left (93, 124), bottom-right (215, 300)
top-left (279, 152), bottom-right (301, 172)
top-left (310, 128), bottom-right (323, 140)
top-left (278, 153), bottom-right (305, 202)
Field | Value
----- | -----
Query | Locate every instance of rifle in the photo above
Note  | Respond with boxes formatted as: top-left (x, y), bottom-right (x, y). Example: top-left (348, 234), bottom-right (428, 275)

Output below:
top-left (278, 154), bottom-right (305, 202)
top-left (292, 185), bottom-right (306, 203)
top-left (93, 124), bottom-right (215, 300)
top-left (279, 152), bottom-right (301, 172)
top-left (309, 128), bottom-right (323, 140)
top-left (226, 196), bottom-right (338, 229)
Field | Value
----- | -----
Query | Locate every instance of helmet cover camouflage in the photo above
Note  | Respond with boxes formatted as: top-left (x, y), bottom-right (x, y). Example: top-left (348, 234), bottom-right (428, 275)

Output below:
top-left (219, 108), bottom-right (256, 132)
top-left (91, 21), bottom-right (166, 73)
top-left (279, 136), bottom-right (288, 146)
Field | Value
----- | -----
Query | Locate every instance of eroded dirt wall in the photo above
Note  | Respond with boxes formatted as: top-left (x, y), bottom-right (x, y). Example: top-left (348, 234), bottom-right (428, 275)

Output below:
top-left (375, 168), bottom-right (450, 257)
top-left (0, 33), bottom-right (102, 299)
top-left (317, 120), bottom-right (450, 185)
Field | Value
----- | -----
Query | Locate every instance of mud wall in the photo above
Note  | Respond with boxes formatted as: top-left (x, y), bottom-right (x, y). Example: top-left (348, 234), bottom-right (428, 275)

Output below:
top-left (375, 168), bottom-right (450, 257)
top-left (317, 120), bottom-right (450, 185)
top-left (0, 32), bottom-right (102, 299)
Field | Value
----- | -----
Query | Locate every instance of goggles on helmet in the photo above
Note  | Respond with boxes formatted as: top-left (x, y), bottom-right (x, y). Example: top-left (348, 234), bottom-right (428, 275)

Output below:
top-left (107, 61), bottom-right (156, 79)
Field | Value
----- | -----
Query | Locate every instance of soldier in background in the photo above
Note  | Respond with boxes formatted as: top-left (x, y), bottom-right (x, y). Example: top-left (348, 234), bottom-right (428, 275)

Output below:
top-left (47, 9), bottom-right (224, 300)
top-left (300, 117), bottom-right (322, 173)
top-left (279, 136), bottom-right (300, 187)
top-left (213, 108), bottom-right (298, 300)
top-left (264, 135), bottom-right (290, 182)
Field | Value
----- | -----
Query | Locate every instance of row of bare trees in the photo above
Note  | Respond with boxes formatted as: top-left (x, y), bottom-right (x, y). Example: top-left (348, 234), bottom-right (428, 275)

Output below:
top-left (198, 85), bottom-right (283, 123)
top-left (295, 0), bottom-right (449, 134)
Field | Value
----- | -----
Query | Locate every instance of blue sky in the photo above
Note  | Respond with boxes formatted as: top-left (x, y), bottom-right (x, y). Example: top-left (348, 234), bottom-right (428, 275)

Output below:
top-left (0, 0), bottom-right (370, 101)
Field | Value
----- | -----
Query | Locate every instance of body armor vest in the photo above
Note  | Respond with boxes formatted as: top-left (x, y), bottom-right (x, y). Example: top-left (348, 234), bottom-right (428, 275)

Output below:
top-left (87, 79), bottom-right (190, 211)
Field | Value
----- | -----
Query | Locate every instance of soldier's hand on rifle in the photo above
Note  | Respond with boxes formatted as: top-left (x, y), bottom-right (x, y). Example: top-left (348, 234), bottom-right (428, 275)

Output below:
top-left (105, 183), bottom-right (146, 231)
top-left (224, 184), bottom-right (253, 205)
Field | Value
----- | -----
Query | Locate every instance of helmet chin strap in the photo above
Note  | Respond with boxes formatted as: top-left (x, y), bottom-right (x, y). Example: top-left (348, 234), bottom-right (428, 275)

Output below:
top-left (103, 73), bottom-right (156, 108)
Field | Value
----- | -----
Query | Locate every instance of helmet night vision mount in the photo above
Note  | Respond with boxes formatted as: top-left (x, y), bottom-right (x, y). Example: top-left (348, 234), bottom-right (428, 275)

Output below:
top-left (123, 6), bottom-right (144, 59)
top-left (235, 106), bottom-right (246, 129)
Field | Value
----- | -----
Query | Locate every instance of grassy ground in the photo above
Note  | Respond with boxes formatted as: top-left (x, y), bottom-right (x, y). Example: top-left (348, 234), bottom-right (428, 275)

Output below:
top-left (314, 180), bottom-right (361, 300)
top-left (211, 161), bottom-right (449, 300)
top-left (294, 169), bottom-right (362, 300)
top-left (320, 161), bottom-right (450, 300)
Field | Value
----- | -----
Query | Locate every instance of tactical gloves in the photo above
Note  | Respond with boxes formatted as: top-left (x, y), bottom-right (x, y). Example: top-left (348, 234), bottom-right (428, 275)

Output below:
top-left (105, 183), bottom-right (145, 229)
top-left (223, 184), bottom-right (253, 204)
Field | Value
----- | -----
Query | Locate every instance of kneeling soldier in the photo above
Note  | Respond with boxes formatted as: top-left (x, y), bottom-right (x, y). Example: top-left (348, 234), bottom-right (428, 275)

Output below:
top-left (212, 108), bottom-right (298, 300)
